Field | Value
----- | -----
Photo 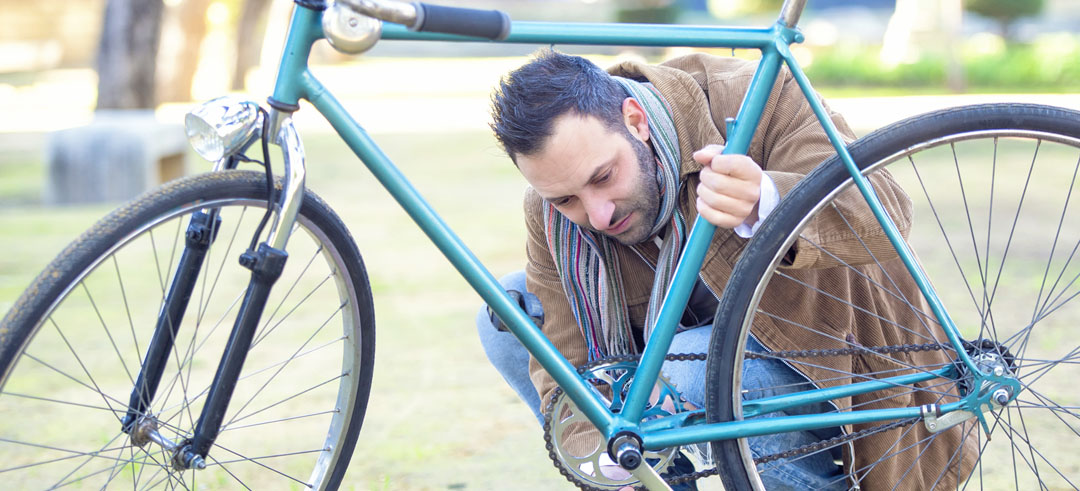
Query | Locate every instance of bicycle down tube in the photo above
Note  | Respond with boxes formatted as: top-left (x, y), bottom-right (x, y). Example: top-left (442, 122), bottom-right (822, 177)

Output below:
top-left (266, 0), bottom-right (977, 457)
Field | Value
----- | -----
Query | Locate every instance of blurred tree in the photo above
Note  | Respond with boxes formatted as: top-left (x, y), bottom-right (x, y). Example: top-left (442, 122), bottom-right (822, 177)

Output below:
top-left (964, 0), bottom-right (1044, 39)
top-left (96, 0), bottom-right (165, 109)
top-left (738, 0), bottom-right (784, 14)
top-left (158, 0), bottom-right (213, 103)
top-left (232, 0), bottom-right (273, 91)
top-left (882, 0), bottom-right (965, 91)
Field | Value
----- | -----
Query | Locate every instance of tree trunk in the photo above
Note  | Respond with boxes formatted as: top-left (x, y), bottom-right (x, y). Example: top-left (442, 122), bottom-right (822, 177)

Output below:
top-left (232, 0), bottom-right (273, 91)
top-left (157, 0), bottom-right (213, 103)
top-left (96, 0), bottom-right (166, 109)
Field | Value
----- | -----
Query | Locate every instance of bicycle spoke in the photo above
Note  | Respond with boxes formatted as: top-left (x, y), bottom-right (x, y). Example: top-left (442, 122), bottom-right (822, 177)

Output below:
top-left (197, 206), bottom-right (248, 326)
top-left (1030, 152), bottom-right (1079, 324)
top-left (80, 283), bottom-right (136, 386)
top-left (113, 255), bottom-right (143, 368)
top-left (36, 320), bottom-right (127, 419)
top-left (1, 391), bottom-right (123, 414)
top-left (977, 138), bottom-right (998, 343)
top-left (223, 372), bottom-right (346, 429)
top-left (755, 310), bottom-right (950, 382)
top-left (799, 233), bottom-right (939, 330)
top-left (0, 439), bottom-right (133, 473)
top-left (927, 419), bottom-right (979, 491)
top-left (207, 443), bottom-right (302, 490)
top-left (251, 273), bottom-right (335, 351)
top-left (48, 431), bottom-right (128, 489)
top-left (220, 409), bottom-right (337, 432)
top-left (770, 271), bottom-right (941, 345)
top-left (212, 447), bottom-right (326, 466)
top-left (909, 155), bottom-right (991, 332)
top-left (984, 140), bottom-right (1040, 332)
top-left (950, 143), bottom-right (996, 338)
top-left (251, 243), bottom-right (325, 347)
top-left (153, 334), bottom-right (346, 427)
top-left (3, 179), bottom-right (367, 488)
top-left (829, 197), bottom-right (941, 341)
top-left (224, 302), bottom-right (344, 429)
top-left (1028, 269), bottom-right (1080, 330)
top-left (996, 408), bottom-right (1077, 488)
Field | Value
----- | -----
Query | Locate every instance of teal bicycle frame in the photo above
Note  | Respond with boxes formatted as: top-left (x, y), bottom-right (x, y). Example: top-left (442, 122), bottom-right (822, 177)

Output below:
top-left (264, 1), bottom-right (999, 460)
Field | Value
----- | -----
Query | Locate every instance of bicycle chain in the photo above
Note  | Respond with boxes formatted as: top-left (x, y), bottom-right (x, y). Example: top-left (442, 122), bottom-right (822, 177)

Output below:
top-left (543, 342), bottom-right (945, 490)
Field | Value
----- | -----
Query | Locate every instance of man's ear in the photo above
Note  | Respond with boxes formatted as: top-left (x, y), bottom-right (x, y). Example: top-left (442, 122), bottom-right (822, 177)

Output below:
top-left (622, 97), bottom-right (650, 143)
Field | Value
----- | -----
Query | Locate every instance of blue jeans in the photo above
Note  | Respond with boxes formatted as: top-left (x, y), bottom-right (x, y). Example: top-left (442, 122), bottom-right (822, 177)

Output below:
top-left (477, 271), bottom-right (847, 489)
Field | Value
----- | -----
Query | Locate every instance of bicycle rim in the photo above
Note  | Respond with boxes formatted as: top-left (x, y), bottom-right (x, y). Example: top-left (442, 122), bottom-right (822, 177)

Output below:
top-left (707, 104), bottom-right (1080, 490)
top-left (0, 172), bottom-right (373, 489)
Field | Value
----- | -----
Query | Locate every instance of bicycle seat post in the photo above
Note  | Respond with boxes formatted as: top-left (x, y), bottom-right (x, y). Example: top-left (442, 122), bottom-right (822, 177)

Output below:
top-left (778, 0), bottom-right (808, 27)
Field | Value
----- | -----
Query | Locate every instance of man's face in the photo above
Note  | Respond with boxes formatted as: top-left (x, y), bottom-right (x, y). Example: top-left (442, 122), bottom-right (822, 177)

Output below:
top-left (517, 112), bottom-right (660, 245)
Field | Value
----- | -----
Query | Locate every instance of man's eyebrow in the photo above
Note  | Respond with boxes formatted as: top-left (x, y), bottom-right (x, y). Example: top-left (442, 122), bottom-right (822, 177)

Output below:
top-left (586, 159), bottom-right (615, 184)
top-left (544, 158), bottom-right (616, 203)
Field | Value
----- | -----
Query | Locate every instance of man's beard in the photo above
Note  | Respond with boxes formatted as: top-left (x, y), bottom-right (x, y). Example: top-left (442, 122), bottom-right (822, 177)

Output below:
top-left (594, 134), bottom-right (662, 246)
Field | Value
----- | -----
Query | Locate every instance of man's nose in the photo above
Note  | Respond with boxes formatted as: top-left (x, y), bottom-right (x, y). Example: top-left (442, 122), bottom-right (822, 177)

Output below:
top-left (584, 196), bottom-right (615, 231)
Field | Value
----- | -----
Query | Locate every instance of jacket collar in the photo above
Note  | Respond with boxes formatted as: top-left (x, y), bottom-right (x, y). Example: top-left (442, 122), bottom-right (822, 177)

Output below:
top-left (606, 59), bottom-right (726, 181)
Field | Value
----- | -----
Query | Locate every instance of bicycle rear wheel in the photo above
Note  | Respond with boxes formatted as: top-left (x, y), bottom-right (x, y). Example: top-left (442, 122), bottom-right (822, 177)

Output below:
top-left (0, 171), bottom-right (375, 489)
top-left (706, 104), bottom-right (1080, 490)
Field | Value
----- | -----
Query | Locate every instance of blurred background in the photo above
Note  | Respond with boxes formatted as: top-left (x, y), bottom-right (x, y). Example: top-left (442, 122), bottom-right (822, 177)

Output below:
top-left (1, 0), bottom-right (1079, 488)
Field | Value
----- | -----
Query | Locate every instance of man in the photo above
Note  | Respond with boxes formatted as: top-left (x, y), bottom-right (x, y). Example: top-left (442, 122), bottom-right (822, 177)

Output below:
top-left (478, 49), bottom-right (973, 489)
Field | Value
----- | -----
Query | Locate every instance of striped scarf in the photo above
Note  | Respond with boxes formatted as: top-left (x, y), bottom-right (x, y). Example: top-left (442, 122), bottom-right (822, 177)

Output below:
top-left (543, 77), bottom-right (685, 361)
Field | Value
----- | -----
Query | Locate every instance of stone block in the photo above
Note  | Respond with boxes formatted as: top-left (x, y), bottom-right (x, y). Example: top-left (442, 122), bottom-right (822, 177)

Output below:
top-left (46, 110), bottom-right (188, 204)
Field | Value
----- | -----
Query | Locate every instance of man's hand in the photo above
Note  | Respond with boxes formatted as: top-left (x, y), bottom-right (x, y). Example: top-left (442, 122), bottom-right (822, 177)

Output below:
top-left (693, 144), bottom-right (762, 229)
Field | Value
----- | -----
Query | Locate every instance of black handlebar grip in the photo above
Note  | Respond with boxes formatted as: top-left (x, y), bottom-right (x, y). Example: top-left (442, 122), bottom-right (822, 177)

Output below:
top-left (412, 2), bottom-right (511, 40)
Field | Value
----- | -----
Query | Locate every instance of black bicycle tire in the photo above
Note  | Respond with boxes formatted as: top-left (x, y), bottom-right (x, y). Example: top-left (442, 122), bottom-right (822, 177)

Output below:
top-left (704, 103), bottom-right (1080, 490)
top-left (0, 170), bottom-right (376, 490)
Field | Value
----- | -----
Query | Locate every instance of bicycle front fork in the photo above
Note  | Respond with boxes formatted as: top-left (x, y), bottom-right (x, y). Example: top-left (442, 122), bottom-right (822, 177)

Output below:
top-left (121, 108), bottom-right (308, 470)
top-left (119, 208), bottom-right (290, 470)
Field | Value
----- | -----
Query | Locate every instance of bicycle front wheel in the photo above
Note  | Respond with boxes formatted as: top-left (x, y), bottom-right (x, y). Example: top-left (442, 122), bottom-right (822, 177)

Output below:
top-left (0, 171), bottom-right (375, 489)
top-left (706, 103), bottom-right (1080, 490)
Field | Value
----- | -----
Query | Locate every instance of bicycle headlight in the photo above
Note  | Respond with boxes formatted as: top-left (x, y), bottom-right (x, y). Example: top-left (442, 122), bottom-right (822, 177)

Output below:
top-left (184, 97), bottom-right (263, 162)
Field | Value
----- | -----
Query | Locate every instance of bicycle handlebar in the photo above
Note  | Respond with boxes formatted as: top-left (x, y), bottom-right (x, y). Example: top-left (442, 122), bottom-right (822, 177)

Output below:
top-left (336, 0), bottom-right (511, 40)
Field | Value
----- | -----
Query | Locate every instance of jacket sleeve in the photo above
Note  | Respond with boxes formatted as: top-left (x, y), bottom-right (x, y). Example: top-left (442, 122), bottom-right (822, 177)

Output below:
top-left (522, 190), bottom-right (591, 414)
top-left (710, 63), bottom-right (912, 269)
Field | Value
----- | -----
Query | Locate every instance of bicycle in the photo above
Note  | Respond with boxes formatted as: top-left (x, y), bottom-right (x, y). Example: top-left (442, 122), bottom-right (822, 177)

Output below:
top-left (2, 0), bottom-right (1079, 488)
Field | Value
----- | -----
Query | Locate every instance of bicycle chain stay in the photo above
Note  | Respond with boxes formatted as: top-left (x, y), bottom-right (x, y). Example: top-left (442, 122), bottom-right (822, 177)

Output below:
top-left (543, 342), bottom-right (946, 490)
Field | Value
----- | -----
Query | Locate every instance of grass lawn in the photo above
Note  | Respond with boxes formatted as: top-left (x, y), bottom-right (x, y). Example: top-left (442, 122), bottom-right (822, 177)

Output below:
top-left (1, 102), bottom-right (1078, 489)
top-left (0, 128), bottom-right (568, 489)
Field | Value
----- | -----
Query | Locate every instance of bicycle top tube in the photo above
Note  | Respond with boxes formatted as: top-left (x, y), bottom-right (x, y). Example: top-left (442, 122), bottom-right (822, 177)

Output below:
top-left (265, 0), bottom-right (975, 448)
top-left (271, 0), bottom-right (808, 107)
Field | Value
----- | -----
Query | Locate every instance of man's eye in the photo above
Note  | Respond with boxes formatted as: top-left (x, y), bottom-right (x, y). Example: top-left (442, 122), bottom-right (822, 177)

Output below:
top-left (595, 172), bottom-right (611, 184)
top-left (552, 197), bottom-right (574, 207)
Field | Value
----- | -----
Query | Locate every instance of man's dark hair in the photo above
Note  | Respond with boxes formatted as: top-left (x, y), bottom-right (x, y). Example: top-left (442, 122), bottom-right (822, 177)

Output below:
top-left (490, 49), bottom-right (627, 162)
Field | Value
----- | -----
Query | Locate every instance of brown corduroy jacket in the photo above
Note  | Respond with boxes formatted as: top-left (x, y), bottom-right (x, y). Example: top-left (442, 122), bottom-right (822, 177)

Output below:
top-left (522, 54), bottom-right (976, 489)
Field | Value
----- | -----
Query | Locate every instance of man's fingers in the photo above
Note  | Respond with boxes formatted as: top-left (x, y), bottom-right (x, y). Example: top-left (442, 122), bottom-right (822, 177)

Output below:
top-left (698, 166), bottom-right (760, 202)
top-left (695, 196), bottom-right (746, 229)
top-left (691, 144), bottom-right (725, 164)
top-left (696, 184), bottom-right (757, 220)
top-left (707, 154), bottom-right (761, 180)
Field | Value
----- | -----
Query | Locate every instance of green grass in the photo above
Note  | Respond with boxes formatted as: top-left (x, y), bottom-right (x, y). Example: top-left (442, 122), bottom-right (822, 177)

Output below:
top-left (0, 128), bottom-right (565, 489)
top-left (2, 109), bottom-right (1079, 488)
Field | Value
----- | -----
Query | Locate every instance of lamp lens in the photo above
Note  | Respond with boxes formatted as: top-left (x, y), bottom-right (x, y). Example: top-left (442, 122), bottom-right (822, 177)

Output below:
top-left (184, 97), bottom-right (261, 162)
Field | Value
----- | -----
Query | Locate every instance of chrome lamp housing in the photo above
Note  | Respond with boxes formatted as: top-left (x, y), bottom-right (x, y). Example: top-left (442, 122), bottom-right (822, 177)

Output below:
top-left (184, 96), bottom-right (263, 162)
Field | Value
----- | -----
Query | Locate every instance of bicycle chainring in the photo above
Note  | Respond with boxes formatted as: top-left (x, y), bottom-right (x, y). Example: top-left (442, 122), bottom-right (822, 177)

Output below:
top-left (540, 343), bottom-right (948, 488)
top-left (542, 356), bottom-right (693, 490)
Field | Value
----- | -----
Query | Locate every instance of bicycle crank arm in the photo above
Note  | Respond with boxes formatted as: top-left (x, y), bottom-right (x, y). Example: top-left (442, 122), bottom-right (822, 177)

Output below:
top-left (630, 463), bottom-right (673, 491)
